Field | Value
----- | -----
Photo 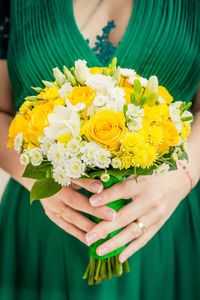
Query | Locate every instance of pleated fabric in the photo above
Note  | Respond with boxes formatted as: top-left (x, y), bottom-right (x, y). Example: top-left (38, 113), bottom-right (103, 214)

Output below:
top-left (0, 0), bottom-right (200, 299)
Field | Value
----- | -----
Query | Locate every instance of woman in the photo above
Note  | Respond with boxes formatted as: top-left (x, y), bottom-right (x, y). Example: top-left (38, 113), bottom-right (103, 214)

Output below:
top-left (0, 0), bottom-right (200, 299)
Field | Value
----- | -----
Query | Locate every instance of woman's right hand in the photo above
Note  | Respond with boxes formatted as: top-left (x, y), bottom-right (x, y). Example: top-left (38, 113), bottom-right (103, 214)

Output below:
top-left (40, 178), bottom-right (117, 245)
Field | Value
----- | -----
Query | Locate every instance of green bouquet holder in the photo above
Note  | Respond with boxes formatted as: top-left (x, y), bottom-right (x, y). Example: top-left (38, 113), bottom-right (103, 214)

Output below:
top-left (83, 177), bottom-right (130, 285)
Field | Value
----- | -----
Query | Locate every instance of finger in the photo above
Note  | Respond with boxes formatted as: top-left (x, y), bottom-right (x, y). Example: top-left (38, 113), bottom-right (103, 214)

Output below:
top-left (71, 178), bottom-right (103, 194)
top-left (118, 221), bottom-right (163, 263)
top-left (58, 188), bottom-right (117, 221)
top-left (85, 198), bottom-right (150, 245)
top-left (60, 206), bottom-right (96, 232)
top-left (47, 211), bottom-right (87, 245)
top-left (89, 177), bottom-right (140, 207)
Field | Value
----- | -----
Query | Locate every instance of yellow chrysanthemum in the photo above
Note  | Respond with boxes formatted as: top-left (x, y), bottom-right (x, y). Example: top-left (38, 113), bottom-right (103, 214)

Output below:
top-left (121, 132), bottom-right (142, 153)
top-left (133, 144), bottom-right (157, 168)
top-left (140, 126), bottom-right (163, 145)
top-left (53, 97), bottom-right (66, 106)
top-left (181, 122), bottom-right (191, 141)
top-left (38, 87), bottom-right (59, 100)
top-left (143, 103), bottom-right (169, 125)
top-left (89, 67), bottom-right (111, 75)
top-left (158, 86), bottom-right (173, 103)
top-left (57, 134), bottom-right (73, 147)
top-left (120, 153), bottom-right (134, 169)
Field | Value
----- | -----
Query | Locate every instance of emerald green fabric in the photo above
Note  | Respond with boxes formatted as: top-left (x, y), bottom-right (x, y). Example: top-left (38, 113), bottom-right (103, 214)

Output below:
top-left (1, 0), bottom-right (200, 299)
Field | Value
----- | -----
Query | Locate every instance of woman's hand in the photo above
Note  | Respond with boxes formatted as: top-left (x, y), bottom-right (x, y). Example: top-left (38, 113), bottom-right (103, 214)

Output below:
top-left (85, 164), bottom-right (199, 262)
top-left (40, 178), bottom-right (117, 245)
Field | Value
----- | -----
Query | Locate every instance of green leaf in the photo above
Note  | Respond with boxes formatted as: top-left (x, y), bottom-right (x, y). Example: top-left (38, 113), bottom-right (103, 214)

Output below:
top-left (23, 161), bottom-right (52, 180)
top-left (123, 104), bottom-right (128, 115)
top-left (134, 79), bottom-right (142, 95)
top-left (178, 151), bottom-right (188, 161)
top-left (181, 116), bottom-right (194, 122)
top-left (30, 178), bottom-right (62, 204)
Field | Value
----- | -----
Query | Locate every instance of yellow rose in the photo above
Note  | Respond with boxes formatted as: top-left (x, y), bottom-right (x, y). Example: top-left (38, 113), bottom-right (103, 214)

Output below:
top-left (158, 120), bottom-right (180, 153)
top-left (26, 101), bottom-right (55, 146)
top-left (67, 86), bottom-right (96, 119)
top-left (7, 114), bottom-right (29, 148)
top-left (82, 110), bottom-right (126, 151)
top-left (158, 86), bottom-right (173, 103)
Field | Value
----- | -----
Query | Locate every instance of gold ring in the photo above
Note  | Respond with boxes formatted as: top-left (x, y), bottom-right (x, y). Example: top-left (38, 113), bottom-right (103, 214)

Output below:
top-left (135, 219), bottom-right (146, 233)
top-left (55, 207), bottom-right (65, 218)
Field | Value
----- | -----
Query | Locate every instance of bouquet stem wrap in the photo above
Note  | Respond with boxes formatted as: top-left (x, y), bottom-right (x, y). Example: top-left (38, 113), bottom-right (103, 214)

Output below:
top-left (83, 177), bottom-right (130, 285)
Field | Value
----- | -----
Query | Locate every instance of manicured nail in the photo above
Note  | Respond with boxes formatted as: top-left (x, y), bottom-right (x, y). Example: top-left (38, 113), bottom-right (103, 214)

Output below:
top-left (119, 255), bottom-right (128, 263)
top-left (90, 182), bottom-right (102, 193)
top-left (89, 194), bottom-right (103, 206)
top-left (86, 233), bottom-right (98, 246)
top-left (103, 210), bottom-right (116, 221)
top-left (98, 247), bottom-right (110, 256)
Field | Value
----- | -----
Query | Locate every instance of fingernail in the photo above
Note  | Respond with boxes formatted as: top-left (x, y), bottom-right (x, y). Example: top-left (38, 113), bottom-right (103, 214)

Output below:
top-left (89, 194), bottom-right (103, 206)
top-left (103, 210), bottom-right (116, 221)
top-left (119, 255), bottom-right (128, 263)
top-left (90, 182), bottom-right (102, 193)
top-left (98, 247), bottom-right (110, 256)
top-left (86, 233), bottom-right (98, 246)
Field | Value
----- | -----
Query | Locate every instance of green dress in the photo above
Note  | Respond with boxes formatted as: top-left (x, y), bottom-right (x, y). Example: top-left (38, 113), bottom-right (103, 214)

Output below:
top-left (1, 0), bottom-right (200, 299)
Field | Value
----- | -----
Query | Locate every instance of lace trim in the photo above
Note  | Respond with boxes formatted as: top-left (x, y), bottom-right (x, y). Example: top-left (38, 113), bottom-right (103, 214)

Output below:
top-left (0, 16), bottom-right (10, 58)
top-left (87, 20), bottom-right (117, 65)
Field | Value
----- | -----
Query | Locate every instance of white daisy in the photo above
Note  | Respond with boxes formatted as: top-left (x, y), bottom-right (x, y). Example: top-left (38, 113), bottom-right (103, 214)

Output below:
top-left (126, 104), bottom-right (144, 119)
top-left (120, 68), bottom-right (136, 77)
top-left (20, 153), bottom-right (30, 166)
top-left (53, 166), bottom-right (71, 186)
top-left (14, 133), bottom-right (23, 153)
top-left (127, 118), bottom-right (143, 132)
top-left (75, 102), bottom-right (86, 112)
top-left (82, 142), bottom-right (101, 165)
top-left (40, 137), bottom-right (54, 155)
top-left (67, 139), bottom-right (81, 156)
top-left (95, 149), bottom-right (111, 168)
top-left (93, 94), bottom-right (108, 107)
top-left (47, 143), bottom-right (66, 167)
top-left (66, 158), bottom-right (85, 179)
top-left (107, 86), bottom-right (126, 101)
top-left (153, 163), bottom-right (170, 177)
top-left (30, 148), bottom-right (43, 166)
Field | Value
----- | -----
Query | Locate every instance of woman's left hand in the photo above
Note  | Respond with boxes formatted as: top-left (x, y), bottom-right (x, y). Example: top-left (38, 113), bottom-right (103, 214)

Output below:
top-left (85, 164), bottom-right (198, 263)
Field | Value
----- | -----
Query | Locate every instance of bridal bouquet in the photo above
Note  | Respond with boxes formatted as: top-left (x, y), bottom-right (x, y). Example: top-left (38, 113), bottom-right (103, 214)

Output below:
top-left (7, 58), bottom-right (193, 284)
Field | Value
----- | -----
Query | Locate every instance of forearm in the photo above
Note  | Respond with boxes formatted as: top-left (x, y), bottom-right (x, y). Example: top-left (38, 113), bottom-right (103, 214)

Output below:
top-left (184, 110), bottom-right (200, 187)
top-left (0, 112), bottom-right (34, 191)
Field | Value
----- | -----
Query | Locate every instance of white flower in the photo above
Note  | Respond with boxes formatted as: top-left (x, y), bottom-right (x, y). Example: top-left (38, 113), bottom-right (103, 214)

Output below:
top-left (86, 74), bottom-right (116, 90)
top-left (120, 68), bottom-right (136, 77)
top-left (59, 81), bottom-right (73, 98)
top-left (66, 158), bottom-right (85, 178)
top-left (82, 142), bottom-right (101, 164)
top-left (38, 136), bottom-right (44, 143)
top-left (101, 173), bottom-right (110, 182)
top-left (14, 133), bottom-right (23, 153)
top-left (128, 75), bottom-right (148, 87)
top-left (53, 67), bottom-right (66, 87)
top-left (153, 163), bottom-right (170, 177)
top-left (111, 158), bottom-right (122, 169)
top-left (47, 143), bottom-right (66, 167)
top-left (169, 104), bottom-right (182, 132)
top-left (87, 104), bottom-right (101, 117)
top-left (20, 153), bottom-right (30, 166)
top-left (173, 101), bottom-right (183, 108)
top-left (107, 86), bottom-right (126, 100)
top-left (53, 166), bottom-right (71, 186)
top-left (67, 139), bottom-right (81, 156)
top-left (95, 149), bottom-right (111, 168)
top-left (127, 118), bottom-right (143, 132)
top-left (30, 148), bottom-right (43, 166)
top-left (40, 137), bottom-right (54, 155)
top-left (181, 110), bottom-right (193, 122)
top-left (126, 104), bottom-right (144, 119)
top-left (93, 94), bottom-right (108, 107)
top-left (75, 102), bottom-right (86, 112)
top-left (103, 100), bottom-right (125, 112)
top-left (75, 59), bottom-right (90, 85)
top-left (44, 105), bottom-right (80, 139)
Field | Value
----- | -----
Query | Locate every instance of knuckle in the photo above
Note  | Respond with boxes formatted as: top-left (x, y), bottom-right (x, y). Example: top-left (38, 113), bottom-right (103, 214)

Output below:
top-left (151, 197), bottom-right (160, 209)
top-left (118, 212), bottom-right (129, 227)
top-left (129, 223), bottom-right (141, 238)
top-left (65, 209), bottom-right (77, 223)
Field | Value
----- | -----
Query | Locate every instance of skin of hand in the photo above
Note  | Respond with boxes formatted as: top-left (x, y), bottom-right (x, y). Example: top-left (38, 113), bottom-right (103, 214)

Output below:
top-left (85, 106), bottom-right (200, 262)
top-left (0, 60), bottom-right (116, 245)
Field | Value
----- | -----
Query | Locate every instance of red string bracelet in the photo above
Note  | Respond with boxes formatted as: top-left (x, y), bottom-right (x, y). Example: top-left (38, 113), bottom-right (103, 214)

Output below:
top-left (176, 160), bottom-right (193, 194)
